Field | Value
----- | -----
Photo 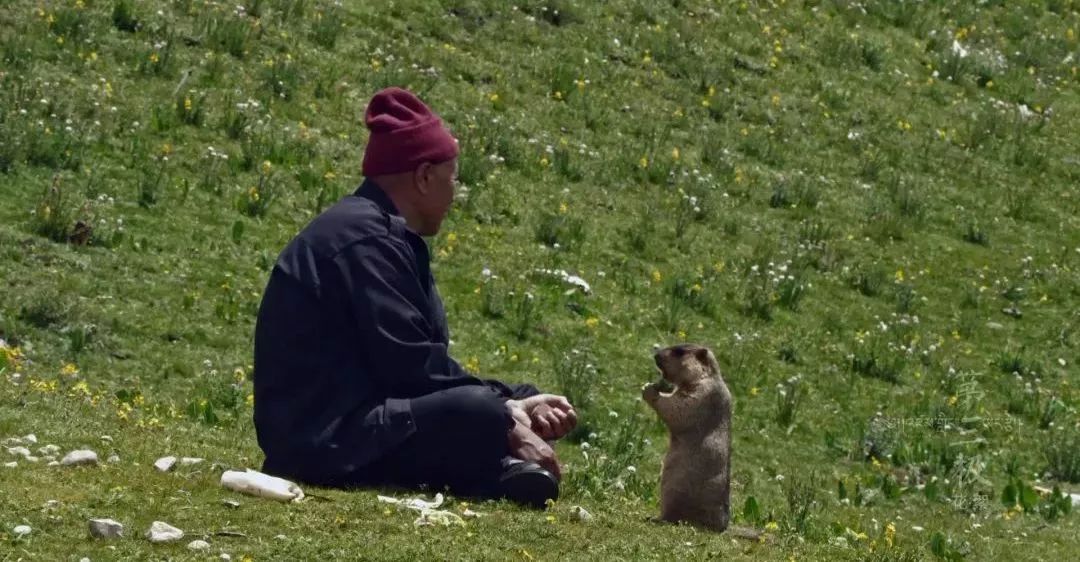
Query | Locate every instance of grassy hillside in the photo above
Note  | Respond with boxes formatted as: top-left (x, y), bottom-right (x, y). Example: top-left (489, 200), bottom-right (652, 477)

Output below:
top-left (2, 0), bottom-right (1079, 559)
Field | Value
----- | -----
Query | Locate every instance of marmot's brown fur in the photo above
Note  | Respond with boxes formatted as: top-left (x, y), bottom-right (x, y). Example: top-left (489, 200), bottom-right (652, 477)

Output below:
top-left (642, 343), bottom-right (732, 532)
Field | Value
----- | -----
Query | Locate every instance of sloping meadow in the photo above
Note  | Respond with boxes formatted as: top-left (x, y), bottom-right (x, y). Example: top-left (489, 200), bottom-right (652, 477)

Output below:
top-left (1, 0), bottom-right (1078, 559)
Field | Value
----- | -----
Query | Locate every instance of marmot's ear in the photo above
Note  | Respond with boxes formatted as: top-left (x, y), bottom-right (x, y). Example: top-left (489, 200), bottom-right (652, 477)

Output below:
top-left (695, 347), bottom-right (709, 363)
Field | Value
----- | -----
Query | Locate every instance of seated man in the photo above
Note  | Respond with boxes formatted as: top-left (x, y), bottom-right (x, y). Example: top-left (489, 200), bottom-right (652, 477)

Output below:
top-left (252, 87), bottom-right (576, 509)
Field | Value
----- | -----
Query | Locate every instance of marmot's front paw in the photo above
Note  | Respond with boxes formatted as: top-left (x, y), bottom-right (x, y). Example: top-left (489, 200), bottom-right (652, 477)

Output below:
top-left (641, 382), bottom-right (660, 403)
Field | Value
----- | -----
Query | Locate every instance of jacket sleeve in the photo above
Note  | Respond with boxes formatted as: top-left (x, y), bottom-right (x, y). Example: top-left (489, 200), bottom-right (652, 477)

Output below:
top-left (329, 236), bottom-right (499, 398)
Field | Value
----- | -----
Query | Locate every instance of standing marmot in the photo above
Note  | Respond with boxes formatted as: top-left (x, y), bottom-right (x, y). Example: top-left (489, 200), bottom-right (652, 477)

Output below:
top-left (642, 343), bottom-right (732, 532)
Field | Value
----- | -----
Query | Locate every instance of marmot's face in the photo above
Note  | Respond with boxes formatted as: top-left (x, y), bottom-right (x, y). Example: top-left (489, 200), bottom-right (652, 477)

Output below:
top-left (654, 344), bottom-right (718, 387)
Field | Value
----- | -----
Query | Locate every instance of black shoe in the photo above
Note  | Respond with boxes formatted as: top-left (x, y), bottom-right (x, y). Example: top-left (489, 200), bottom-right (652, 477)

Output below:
top-left (498, 460), bottom-right (559, 509)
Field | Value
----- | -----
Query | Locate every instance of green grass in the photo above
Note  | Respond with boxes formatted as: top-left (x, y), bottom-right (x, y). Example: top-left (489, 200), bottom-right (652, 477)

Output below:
top-left (2, 0), bottom-right (1080, 559)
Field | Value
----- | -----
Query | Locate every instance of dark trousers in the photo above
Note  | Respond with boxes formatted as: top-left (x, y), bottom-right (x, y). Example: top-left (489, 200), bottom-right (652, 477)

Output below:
top-left (365, 384), bottom-right (538, 498)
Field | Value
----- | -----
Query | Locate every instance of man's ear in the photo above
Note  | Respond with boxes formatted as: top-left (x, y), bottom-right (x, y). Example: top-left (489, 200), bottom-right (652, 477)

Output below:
top-left (414, 162), bottom-right (433, 195)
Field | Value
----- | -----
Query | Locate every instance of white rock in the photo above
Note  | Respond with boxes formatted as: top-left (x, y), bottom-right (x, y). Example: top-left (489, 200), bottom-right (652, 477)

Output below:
top-left (22, 434), bottom-right (37, 444)
top-left (187, 539), bottom-right (211, 551)
top-left (7, 446), bottom-right (31, 458)
top-left (61, 450), bottom-right (99, 466)
top-left (43, 500), bottom-right (60, 509)
top-left (221, 469), bottom-right (304, 502)
top-left (89, 518), bottom-right (124, 539)
top-left (220, 555), bottom-right (232, 561)
top-left (26, 455), bottom-right (39, 463)
top-left (43, 455), bottom-right (56, 462)
top-left (570, 505), bottom-right (593, 522)
top-left (154, 456), bottom-right (177, 472)
top-left (4, 461), bottom-right (17, 468)
top-left (145, 521), bottom-right (184, 543)
top-left (222, 499), bottom-right (241, 508)
top-left (47, 461), bottom-right (60, 467)
top-left (180, 457), bottom-right (204, 466)
top-left (13, 525), bottom-right (31, 537)
top-left (39, 444), bottom-right (61, 455)
top-left (274, 534), bottom-right (287, 540)
top-left (80, 558), bottom-right (90, 562)
top-left (107, 455), bottom-right (120, 463)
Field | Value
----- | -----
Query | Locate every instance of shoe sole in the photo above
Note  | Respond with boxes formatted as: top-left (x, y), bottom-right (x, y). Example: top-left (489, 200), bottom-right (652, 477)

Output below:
top-left (501, 470), bottom-right (559, 509)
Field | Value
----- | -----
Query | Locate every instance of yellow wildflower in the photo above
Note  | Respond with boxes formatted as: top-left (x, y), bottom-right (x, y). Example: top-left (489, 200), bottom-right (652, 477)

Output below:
top-left (750, 387), bottom-right (759, 396)
top-left (559, 202), bottom-right (568, 214)
top-left (585, 317), bottom-right (599, 329)
top-left (671, 147), bottom-right (680, 161)
top-left (764, 521), bottom-right (779, 531)
top-left (651, 269), bottom-right (662, 283)
top-left (638, 156), bottom-right (648, 169)
top-left (70, 381), bottom-right (89, 396)
top-left (885, 521), bottom-right (896, 547)
top-left (60, 363), bottom-right (79, 378)
top-left (184, 97), bottom-right (192, 112)
top-left (149, 52), bottom-right (159, 63)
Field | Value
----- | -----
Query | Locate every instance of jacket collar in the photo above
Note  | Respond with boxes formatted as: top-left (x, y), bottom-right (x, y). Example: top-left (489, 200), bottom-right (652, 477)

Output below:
top-left (354, 178), bottom-right (401, 218)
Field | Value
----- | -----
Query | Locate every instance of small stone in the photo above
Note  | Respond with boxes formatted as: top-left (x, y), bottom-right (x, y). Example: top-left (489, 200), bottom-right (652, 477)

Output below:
top-left (61, 450), bottom-right (99, 466)
top-left (89, 518), bottom-right (124, 539)
top-left (38, 444), bottom-right (60, 456)
top-left (8, 446), bottom-right (31, 458)
top-left (43, 455), bottom-right (56, 462)
top-left (4, 461), bottom-right (17, 468)
top-left (80, 558), bottom-right (90, 562)
top-left (187, 539), bottom-right (211, 551)
top-left (107, 455), bottom-right (120, 463)
top-left (179, 457), bottom-right (204, 466)
top-left (47, 461), bottom-right (60, 467)
top-left (222, 499), bottom-right (241, 508)
top-left (43, 500), bottom-right (60, 509)
top-left (26, 455), bottom-right (39, 463)
top-left (220, 554), bottom-right (232, 561)
top-left (145, 521), bottom-right (184, 543)
top-left (274, 534), bottom-right (286, 540)
top-left (986, 322), bottom-right (1005, 330)
top-left (22, 434), bottom-right (37, 444)
top-left (13, 524), bottom-right (31, 537)
top-left (100, 435), bottom-right (112, 442)
top-left (154, 456), bottom-right (177, 472)
top-left (1002, 306), bottom-right (1022, 318)
top-left (570, 505), bottom-right (593, 522)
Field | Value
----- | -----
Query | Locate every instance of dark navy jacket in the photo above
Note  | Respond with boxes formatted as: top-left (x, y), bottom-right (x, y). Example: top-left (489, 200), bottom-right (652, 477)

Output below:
top-left (253, 179), bottom-right (534, 486)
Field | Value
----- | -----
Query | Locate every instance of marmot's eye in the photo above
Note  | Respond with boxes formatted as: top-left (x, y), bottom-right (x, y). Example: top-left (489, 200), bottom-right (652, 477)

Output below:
top-left (673, 347), bottom-right (685, 357)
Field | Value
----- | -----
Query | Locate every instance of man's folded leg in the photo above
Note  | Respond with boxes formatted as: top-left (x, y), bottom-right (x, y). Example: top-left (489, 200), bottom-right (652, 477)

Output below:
top-left (368, 385), bottom-right (558, 508)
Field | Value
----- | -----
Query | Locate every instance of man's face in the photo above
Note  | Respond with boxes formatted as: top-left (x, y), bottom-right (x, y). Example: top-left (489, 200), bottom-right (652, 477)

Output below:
top-left (414, 158), bottom-right (458, 236)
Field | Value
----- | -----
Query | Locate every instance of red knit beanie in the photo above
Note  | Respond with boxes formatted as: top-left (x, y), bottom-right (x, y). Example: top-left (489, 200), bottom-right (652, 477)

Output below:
top-left (362, 87), bottom-right (459, 176)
